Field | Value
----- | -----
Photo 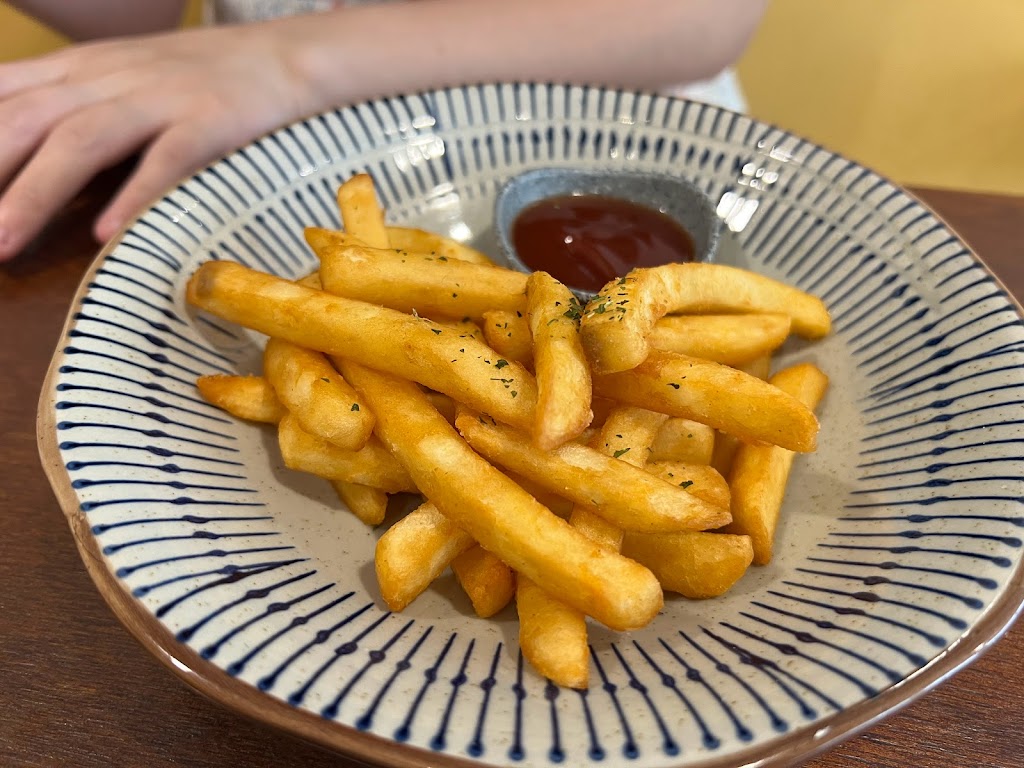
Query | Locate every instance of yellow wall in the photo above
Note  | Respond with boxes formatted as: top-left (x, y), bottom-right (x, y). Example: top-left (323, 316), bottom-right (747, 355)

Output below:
top-left (737, 0), bottom-right (1024, 196)
top-left (2, 1), bottom-right (1022, 196)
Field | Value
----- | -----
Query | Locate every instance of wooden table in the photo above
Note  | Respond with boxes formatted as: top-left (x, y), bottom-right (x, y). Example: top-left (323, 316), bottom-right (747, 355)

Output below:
top-left (3, 183), bottom-right (1023, 767)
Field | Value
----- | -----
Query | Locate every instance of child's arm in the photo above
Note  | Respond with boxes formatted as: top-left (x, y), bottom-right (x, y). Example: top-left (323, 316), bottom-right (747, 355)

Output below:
top-left (9, 1), bottom-right (187, 39)
top-left (0, 0), bottom-right (766, 260)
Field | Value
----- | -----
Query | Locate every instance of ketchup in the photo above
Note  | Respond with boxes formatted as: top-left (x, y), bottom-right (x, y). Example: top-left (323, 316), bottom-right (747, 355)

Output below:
top-left (511, 194), bottom-right (696, 293)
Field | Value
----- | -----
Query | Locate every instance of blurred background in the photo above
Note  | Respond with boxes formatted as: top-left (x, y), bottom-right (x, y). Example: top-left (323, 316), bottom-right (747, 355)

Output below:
top-left (2, 0), bottom-right (1022, 196)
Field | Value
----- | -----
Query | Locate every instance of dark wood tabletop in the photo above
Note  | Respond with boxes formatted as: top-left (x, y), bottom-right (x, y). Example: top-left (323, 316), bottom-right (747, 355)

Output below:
top-left (3, 181), bottom-right (1023, 768)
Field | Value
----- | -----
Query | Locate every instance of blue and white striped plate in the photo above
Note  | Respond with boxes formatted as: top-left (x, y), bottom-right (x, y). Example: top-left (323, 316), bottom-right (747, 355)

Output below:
top-left (38, 83), bottom-right (1024, 768)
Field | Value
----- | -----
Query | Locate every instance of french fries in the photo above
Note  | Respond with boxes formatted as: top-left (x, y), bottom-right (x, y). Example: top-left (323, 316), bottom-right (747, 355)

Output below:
top-left (456, 414), bottom-right (730, 534)
top-left (337, 174), bottom-right (389, 248)
top-left (594, 350), bottom-right (819, 452)
top-left (263, 338), bottom-right (373, 451)
top-left (452, 546), bottom-right (516, 618)
top-left (331, 480), bottom-right (388, 527)
top-left (338, 361), bottom-right (663, 632)
top-left (375, 501), bottom-right (475, 610)
top-left (649, 418), bottom-right (715, 465)
top-left (622, 532), bottom-right (754, 599)
top-left (185, 171), bottom-right (834, 690)
top-left (196, 374), bottom-right (285, 423)
top-left (482, 310), bottom-right (533, 367)
top-left (526, 271), bottom-right (592, 449)
top-left (517, 576), bottom-right (589, 689)
top-left (187, 262), bottom-right (538, 431)
top-left (386, 226), bottom-right (494, 266)
top-left (648, 313), bottom-right (791, 365)
top-left (316, 236), bottom-right (526, 320)
top-left (723, 363), bottom-right (830, 564)
top-left (582, 264), bottom-right (831, 374)
top-left (277, 413), bottom-right (416, 494)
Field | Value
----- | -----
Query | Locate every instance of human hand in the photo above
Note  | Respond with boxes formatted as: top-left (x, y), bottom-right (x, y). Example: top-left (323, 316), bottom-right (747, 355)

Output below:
top-left (0, 21), bottom-right (322, 260)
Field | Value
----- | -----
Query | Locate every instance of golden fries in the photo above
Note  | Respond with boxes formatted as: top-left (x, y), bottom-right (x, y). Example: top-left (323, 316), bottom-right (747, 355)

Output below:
top-left (277, 413), bottom-right (416, 493)
top-left (521, 406), bottom-right (666, 688)
top-left (337, 174), bottom-right (389, 248)
top-left (386, 226), bottom-right (495, 265)
top-left (187, 262), bottom-right (538, 431)
top-left (263, 338), bottom-right (373, 451)
top-left (582, 264), bottom-right (831, 373)
top-left (452, 546), bottom-right (516, 618)
top-left (316, 237), bottom-right (526, 320)
top-left (648, 313), bottom-right (791, 365)
top-left (649, 417), bottom-right (715, 464)
top-left (482, 309), bottom-right (533, 367)
top-left (331, 480), bottom-right (388, 527)
top-left (338, 361), bottom-right (663, 631)
top-left (723, 363), bottom-right (829, 564)
top-left (526, 271), bottom-right (592, 449)
top-left (456, 414), bottom-right (729, 533)
top-left (196, 374), bottom-right (285, 423)
top-left (594, 349), bottom-right (819, 452)
top-left (645, 461), bottom-right (731, 510)
top-left (375, 501), bottom-right (475, 610)
top-left (622, 532), bottom-right (754, 598)
top-left (185, 171), bottom-right (836, 690)
top-left (517, 576), bottom-right (589, 689)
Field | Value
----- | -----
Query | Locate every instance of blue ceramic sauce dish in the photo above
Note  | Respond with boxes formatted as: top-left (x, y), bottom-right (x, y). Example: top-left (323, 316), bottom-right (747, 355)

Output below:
top-left (494, 167), bottom-right (722, 299)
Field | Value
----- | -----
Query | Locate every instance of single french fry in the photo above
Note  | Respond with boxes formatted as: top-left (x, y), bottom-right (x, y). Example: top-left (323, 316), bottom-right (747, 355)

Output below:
top-left (277, 413), bottom-right (416, 493)
top-left (526, 271), bottom-right (592, 449)
top-left (337, 173), bottom-right (389, 248)
top-left (305, 224), bottom-right (494, 266)
top-left (517, 575), bottom-right (589, 689)
top-left (263, 338), bottom-right (374, 451)
top-left (645, 461), bottom-right (731, 510)
top-left (582, 264), bottom-right (830, 373)
top-left (648, 314), bottom-right (791, 365)
top-left (593, 350), bottom-right (819, 453)
top-left (482, 309), bottom-right (533, 368)
top-left (196, 375), bottom-right (285, 423)
top-left (723, 363), bottom-right (829, 565)
top-left (186, 262), bottom-right (537, 431)
top-left (331, 480), bottom-right (388, 526)
top-left (622, 532), bottom-right (754, 598)
top-left (375, 501), bottom-right (475, 610)
top-left (456, 414), bottom-right (729, 534)
top-left (337, 361), bottom-right (663, 632)
top-left (569, 407), bottom-right (668, 550)
top-left (451, 546), bottom-right (516, 618)
top-left (710, 355), bottom-right (772, 477)
top-left (648, 418), bottom-right (715, 464)
top-left (315, 238), bottom-right (526, 320)
top-left (386, 226), bottom-right (495, 266)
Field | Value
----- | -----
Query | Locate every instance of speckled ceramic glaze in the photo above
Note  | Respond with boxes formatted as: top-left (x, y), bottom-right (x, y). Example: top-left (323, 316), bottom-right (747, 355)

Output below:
top-left (38, 84), bottom-right (1024, 768)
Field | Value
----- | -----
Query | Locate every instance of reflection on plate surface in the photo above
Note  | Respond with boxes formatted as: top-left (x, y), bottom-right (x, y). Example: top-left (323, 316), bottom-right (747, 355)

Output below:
top-left (39, 83), bottom-right (1024, 768)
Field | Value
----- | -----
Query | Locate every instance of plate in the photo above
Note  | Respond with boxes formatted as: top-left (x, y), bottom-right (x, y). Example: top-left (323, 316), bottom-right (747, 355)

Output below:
top-left (37, 83), bottom-right (1024, 768)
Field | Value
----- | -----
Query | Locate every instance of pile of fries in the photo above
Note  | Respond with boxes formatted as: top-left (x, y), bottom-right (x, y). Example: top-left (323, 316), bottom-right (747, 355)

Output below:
top-left (186, 174), bottom-right (830, 689)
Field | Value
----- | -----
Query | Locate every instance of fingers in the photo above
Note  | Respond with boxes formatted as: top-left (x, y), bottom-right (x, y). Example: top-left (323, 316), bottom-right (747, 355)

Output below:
top-left (0, 53), bottom-right (69, 101)
top-left (94, 118), bottom-right (241, 243)
top-left (0, 84), bottom-right (95, 187)
top-left (0, 99), bottom-right (167, 261)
